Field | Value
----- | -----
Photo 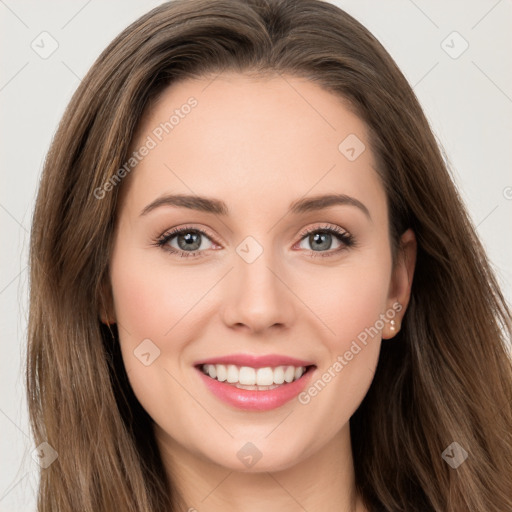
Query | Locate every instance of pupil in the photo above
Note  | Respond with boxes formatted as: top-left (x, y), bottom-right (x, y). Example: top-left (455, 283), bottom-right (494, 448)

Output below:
top-left (311, 232), bottom-right (331, 251)
top-left (179, 232), bottom-right (200, 250)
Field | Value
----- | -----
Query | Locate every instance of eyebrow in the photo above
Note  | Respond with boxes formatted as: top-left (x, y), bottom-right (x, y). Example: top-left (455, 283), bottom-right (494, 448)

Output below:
top-left (139, 193), bottom-right (371, 220)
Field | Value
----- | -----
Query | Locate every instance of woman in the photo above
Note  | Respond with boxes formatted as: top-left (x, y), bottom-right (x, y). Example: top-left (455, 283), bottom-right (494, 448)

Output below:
top-left (27, 0), bottom-right (512, 510)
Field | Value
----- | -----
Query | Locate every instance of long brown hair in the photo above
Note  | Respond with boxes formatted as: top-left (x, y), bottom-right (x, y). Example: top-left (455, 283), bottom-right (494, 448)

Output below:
top-left (27, 0), bottom-right (512, 510)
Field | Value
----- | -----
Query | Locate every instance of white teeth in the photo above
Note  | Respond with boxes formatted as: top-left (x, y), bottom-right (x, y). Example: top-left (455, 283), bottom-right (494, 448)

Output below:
top-left (284, 366), bottom-right (295, 383)
top-left (239, 366), bottom-right (256, 385)
top-left (216, 364), bottom-right (227, 382)
top-left (226, 364), bottom-right (238, 383)
top-left (273, 366), bottom-right (285, 384)
top-left (256, 367), bottom-right (274, 386)
top-left (201, 363), bottom-right (309, 386)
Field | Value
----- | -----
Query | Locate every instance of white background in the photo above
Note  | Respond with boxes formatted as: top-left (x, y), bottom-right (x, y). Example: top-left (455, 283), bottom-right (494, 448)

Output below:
top-left (1, 1), bottom-right (511, 510)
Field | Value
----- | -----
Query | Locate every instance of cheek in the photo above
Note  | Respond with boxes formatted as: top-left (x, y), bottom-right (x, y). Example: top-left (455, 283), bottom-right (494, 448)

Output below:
top-left (108, 247), bottom-right (204, 420)
top-left (306, 258), bottom-right (391, 347)
top-left (296, 255), bottom-right (391, 415)
top-left (110, 246), bottom-right (202, 345)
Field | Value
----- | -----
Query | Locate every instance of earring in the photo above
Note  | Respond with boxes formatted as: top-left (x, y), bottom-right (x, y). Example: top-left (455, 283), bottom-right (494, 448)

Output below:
top-left (390, 319), bottom-right (397, 332)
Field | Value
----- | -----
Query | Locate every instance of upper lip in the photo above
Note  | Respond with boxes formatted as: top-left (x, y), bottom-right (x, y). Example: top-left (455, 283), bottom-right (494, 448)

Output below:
top-left (194, 353), bottom-right (315, 369)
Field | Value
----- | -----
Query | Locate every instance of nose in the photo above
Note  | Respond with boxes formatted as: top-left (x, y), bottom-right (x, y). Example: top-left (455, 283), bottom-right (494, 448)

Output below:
top-left (221, 248), bottom-right (296, 334)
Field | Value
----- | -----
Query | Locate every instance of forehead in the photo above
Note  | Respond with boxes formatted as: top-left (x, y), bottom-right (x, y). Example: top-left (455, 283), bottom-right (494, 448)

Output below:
top-left (119, 73), bottom-right (385, 219)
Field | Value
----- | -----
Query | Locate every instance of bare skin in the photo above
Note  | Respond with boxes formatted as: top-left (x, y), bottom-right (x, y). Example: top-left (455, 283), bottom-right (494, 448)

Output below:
top-left (103, 72), bottom-right (416, 512)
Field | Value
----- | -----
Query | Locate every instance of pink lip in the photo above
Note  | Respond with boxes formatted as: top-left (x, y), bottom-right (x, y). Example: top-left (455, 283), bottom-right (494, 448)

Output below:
top-left (195, 365), bottom-right (316, 411)
top-left (194, 353), bottom-right (315, 369)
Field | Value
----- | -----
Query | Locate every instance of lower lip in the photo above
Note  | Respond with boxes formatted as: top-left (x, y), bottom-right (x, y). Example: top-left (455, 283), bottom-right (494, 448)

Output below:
top-left (196, 366), bottom-right (316, 411)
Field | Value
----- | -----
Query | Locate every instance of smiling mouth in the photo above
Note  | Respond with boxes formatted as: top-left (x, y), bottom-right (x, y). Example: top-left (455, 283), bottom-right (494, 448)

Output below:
top-left (197, 363), bottom-right (316, 391)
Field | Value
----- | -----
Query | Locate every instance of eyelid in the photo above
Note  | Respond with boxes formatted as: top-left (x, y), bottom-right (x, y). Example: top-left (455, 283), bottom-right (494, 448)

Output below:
top-left (296, 223), bottom-right (350, 239)
top-left (293, 224), bottom-right (355, 256)
top-left (154, 224), bottom-right (220, 255)
top-left (154, 222), bottom-right (355, 258)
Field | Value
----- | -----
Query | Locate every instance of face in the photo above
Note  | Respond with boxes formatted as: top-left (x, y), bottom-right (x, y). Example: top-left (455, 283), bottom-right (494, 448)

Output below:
top-left (105, 73), bottom-right (415, 473)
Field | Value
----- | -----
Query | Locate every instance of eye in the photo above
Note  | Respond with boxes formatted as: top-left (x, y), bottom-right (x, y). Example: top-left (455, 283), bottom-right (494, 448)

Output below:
top-left (295, 224), bottom-right (355, 257)
top-left (153, 224), bottom-right (355, 259)
top-left (154, 226), bottom-right (217, 258)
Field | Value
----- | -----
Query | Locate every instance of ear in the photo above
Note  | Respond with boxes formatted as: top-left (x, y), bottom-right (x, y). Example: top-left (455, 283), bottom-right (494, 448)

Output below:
top-left (382, 228), bottom-right (416, 339)
top-left (98, 271), bottom-right (116, 325)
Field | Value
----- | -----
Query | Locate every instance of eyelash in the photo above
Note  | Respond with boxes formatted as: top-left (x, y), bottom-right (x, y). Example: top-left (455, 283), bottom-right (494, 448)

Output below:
top-left (153, 224), bottom-right (355, 259)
